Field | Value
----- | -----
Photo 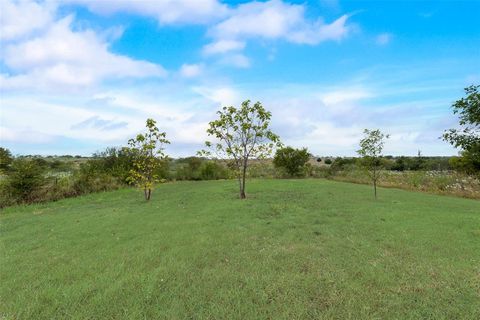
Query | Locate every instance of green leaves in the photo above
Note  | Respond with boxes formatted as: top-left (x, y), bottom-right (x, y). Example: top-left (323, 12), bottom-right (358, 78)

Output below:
top-left (442, 85), bottom-right (479, 174)
top-left (202, 100), bottom-right (281, 162)
top-left (125, 118), bottom-right (170, 200)
top-left (200, 99), bottom-right (281, 198)
top-left (443, 84), bottom-right (479, 152)
top-left (273, 146), bottom-right (310, 177)
top-left (357, 129), bottom-right (389, 198)
top-left (357, 129), bottom-right (389, 158)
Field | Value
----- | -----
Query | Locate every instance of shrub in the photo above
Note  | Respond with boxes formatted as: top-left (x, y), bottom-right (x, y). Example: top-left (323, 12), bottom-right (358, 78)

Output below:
top-left (330, 157), bottom-right (357, 171)
top-left (174, 158), bottom-right (231, 181)
top-left (449, 146), bottom-right (480, 174)
top-left (0, 179), bottom-right (15, 208)
top-left (175, 157), bottom-right (203, 180)
top-left (309, 166), bottom-right (333, 178)
top-left (199, 161), bottom-right (229, 180)
top-left (0, 147), bottom-right (13, 173)
top-left (92, 147), bottom-right (137, 183)
top-left (248, 160), bottom-right (276, 178)
top-left (273, 147), bottom-right (310, 177)
top-left (4, 159), bottom-right (46, 203)
top-left (32, 157), bottom-right (49, 169)
top-left (73, 161), bottom-right (122, 194)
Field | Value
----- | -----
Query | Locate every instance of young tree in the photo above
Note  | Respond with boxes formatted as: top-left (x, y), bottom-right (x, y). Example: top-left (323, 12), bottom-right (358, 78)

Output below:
top-left (200, 100), bottom-right (281, 199)
top-left (443, 84), bottom-right (480, 173)
top-left (357, 129), bottom-right (389, 199)
top-left (273, 146), bottom-right (310, 177)
top-left (126, 119), bottom-right (170, 201)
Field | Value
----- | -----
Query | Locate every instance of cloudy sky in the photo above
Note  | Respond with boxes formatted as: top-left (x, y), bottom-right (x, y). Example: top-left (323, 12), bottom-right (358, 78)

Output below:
top-left (1, 0), bottom-right (479, 157)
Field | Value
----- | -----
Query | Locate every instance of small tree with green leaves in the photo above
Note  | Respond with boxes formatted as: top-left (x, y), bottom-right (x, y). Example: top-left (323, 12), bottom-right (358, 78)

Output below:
top-left (126, 119), bottom-right (170, 201)
top-left (443, 84), bottom-right (480, 173)
top-left (357, 129), bottom-right (389, 199)
top-left (273, 146), bottom-right (310, 177)
top-left (199, 100), bottom-right (281, 199)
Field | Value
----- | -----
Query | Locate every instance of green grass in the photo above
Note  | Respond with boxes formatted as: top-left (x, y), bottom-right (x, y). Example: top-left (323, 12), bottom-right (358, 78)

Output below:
top-left (1, 179), bottom-right (479, 319)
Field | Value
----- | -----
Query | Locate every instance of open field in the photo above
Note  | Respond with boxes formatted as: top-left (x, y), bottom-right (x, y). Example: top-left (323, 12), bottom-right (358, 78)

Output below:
top-left (1, 179), bottom-right (479, 319)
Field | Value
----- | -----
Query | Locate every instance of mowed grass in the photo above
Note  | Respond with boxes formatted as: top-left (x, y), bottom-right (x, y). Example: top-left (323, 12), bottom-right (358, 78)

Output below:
top-left (1, 179), bottom-right (479, 319)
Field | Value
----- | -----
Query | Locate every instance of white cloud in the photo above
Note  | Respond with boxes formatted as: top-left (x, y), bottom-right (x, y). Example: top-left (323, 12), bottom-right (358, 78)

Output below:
top-left (0, 0), bottom-right (55, 40)
top-left (207, 0), bottom-right (350, 45)
top-left (96, 91), bottom-right (210, 145)
top-left (1, 14), bottom-right (166, 91)
top-left (287, 14), bottom-right (350, 45)
top-left (0, 126), bottom-right (55, 144)
top-left (201, 0), bottom-right (351, 66)
top-left (71, 116), bottom-right (128, 131)
top-left (61, 0), bottom-right (228, 25)
top-left (203, 40), bottom-right (246, 55)
top-left (0, 90), bottom-right (210, 149)
top-left (193, 86), bottom-right (241, 105)
top-left (303, 122), bottom-right (363, 148)
top-left (210, 0), bottom-right (304, 40)
top-left (376, 33), bottom-right (392, 46)
top-left (179, 63), bottom-right (203, 78)
top-left (219, 54), bottom-right (251, 68)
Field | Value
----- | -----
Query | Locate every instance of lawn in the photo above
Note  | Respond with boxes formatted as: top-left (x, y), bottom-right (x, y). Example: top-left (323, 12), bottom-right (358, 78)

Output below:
top-left (1, 179), bottom-right (479, 319)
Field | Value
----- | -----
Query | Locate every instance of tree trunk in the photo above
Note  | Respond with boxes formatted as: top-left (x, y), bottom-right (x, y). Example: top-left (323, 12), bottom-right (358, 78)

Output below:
top-left (373, 179), bottom-right (377, 200)
top-left (239, 159), bottom-right (247, 199)
top-left (240, 184), bottom-right (246, 199)
top-left (237, 175), bottom-right (243, 198)
top-left (144, 187), bottom-right (152, 201)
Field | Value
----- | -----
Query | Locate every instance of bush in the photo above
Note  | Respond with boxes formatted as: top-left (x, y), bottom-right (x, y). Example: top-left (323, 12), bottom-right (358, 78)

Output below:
top-left (174, 158), bottom-right (231, 180)
top-left (248, 160), bottom-right (276, 178)
top-left (309, 166), bottom-right (333, 178)
top-left (449, 146), bottom-right (480, 175)
top-left (199, 161), bottom-right (229, 180)
top-left (0, 147), bottom-right (13, 173)
top-left (73, 161), bottom-right (122, 194)
top-left (175, 157), bottom-right (202, 180)
top-left (4, 159), bottom-right (46, 204)
top-left (330, 157), bottom-right (357, 171)
top-left (91, 147), bottom-right (136, 183)
top-left (0, 179), bottom-right (15, 208)
top-left (422, 157), bottom-right (453, 171)
top-left (273, 147), bottom-right (310, 177)
top-left (32, 157), bottom-right (49, 169)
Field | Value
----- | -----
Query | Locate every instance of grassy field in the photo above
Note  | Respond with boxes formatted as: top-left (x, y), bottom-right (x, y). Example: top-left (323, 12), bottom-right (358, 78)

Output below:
top-left (1, 179), bottom-right (479, 319)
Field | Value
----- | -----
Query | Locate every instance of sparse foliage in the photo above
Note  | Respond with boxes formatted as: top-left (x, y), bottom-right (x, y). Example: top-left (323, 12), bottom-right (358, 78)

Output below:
top-left (357, 129), bottom-right (389, 199)
top-left (273, 146), bottom-right (310, 177)
top-left (126, 119), bottom-right (170, 201)
top-left (199, 100), bottom-right (281, 199)
top-left (443, 85), bottom-right (480, 173)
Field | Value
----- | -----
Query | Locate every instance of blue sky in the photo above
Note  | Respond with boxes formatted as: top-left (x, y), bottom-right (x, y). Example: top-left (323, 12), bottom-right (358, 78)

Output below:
top-left (1, 0), bottom-right (479, 157)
